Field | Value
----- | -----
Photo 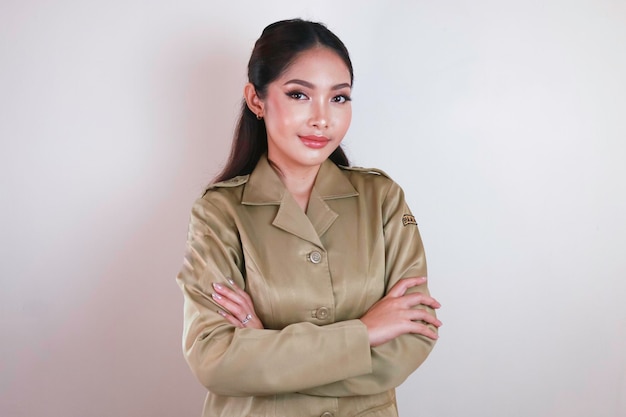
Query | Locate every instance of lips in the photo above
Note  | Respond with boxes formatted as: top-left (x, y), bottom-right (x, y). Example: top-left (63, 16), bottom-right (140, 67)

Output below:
top-left (298, 135), bottom-right (331, 149)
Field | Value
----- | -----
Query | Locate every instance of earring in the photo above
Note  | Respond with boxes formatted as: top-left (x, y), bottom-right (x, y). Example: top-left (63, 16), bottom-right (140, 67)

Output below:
top-left (256, 114), bottom-right (262, 120)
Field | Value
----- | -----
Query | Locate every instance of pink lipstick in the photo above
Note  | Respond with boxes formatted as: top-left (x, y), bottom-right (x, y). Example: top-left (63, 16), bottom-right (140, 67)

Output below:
top-left (299, 135), bottom-right (330, 149)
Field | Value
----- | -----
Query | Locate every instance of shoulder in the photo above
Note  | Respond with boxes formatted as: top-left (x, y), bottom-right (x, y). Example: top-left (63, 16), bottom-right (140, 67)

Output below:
top-left (200, 175), bottom-right (249, 199)
top-left (338, 165), bottom-right (413, 214)
top-left (338, 165), bottom-right (399, 194)
top-left (189, 175), bottom-right (249, 220)
top-left (204, 175), bottom-right (250, 192)
top-left (338, 165), bottom-right (392, 179)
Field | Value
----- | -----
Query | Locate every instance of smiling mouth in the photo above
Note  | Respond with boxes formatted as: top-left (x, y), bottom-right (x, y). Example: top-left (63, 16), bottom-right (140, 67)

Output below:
top-left (298, 135), bottom-right (331, 149)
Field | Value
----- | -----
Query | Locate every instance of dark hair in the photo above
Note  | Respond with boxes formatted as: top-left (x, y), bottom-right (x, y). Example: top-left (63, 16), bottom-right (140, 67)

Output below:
top-left (213, 19), bottom-right (353, 183)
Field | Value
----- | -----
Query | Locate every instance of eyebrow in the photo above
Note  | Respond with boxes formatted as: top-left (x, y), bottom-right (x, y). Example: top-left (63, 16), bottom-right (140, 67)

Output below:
top-left (283, 79), bottom-right (352, 90)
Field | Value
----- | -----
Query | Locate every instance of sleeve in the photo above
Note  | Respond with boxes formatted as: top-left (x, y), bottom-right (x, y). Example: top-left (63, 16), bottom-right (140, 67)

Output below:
top-left (176, 195), bottom-right (373, 397)
top-left (299, 180), bottom-right (438, 397)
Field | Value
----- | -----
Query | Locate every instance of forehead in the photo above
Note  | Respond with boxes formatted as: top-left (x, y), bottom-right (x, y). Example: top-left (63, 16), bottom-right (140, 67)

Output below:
top-left (277, 47), bottom-right (352, 85)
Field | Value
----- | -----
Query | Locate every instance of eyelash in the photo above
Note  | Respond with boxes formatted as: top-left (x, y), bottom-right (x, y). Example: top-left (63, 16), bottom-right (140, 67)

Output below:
top-left (286, 91), bottom-right (352, 103)
top-left (287, 91), bottom-right (308, 100)
top-left (332, 95), bottom-right (352, 103)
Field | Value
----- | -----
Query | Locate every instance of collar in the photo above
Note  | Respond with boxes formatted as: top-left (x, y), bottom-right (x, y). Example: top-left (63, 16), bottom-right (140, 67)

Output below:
top-left (241, 155), bottom-right (359, 205)
top-left (241, 155), bottom-right (359, 244)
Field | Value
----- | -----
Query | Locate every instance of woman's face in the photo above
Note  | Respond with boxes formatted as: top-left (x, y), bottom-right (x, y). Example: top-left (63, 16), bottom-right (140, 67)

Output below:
top-left (259, 47), bottom-right (352, 172)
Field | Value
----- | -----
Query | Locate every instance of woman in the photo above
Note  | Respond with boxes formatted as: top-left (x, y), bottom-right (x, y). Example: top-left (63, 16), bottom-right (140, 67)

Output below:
top-left (177, 19), bottom-right (442, 417)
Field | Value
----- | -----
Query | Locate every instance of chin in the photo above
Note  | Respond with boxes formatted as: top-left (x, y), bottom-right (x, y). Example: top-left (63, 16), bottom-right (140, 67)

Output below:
top-left (301, 151), bottom-right (335, 166)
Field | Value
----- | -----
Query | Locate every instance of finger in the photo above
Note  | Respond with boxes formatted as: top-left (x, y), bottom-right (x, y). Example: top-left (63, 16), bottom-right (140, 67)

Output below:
top-left (407, 308), bottom-right (442, 328)
top-left (402, 292), bottom-right (441, 309)
top-left (211, 291), bottom-right (249, 322)
top-left (215, 281), bottom-right (264, 329)
top-left (407, 321), bottom-right (439, 340)
top-left (387, 277), bottom-right (427, 298)
top-left (217, 307), bottom-right (261, 329)
top-left (213, 282), bottom-right (254, 312)
top-left (227, 279), bottom-right (254, 304)
top-left (213, 283), bottom-right (254, 317)
top-left (217, 309), bottom-right (243, 328)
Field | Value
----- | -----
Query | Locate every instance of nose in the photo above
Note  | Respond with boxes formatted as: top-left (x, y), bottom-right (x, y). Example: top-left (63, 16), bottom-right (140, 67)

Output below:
top-left (309, 100), bottom-right (329, 129)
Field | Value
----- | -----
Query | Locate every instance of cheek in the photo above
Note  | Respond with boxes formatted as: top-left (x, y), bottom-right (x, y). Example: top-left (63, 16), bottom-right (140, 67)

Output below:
top-left (338, 108), bottom-right (352, 133)
top-left (265, 100), bottom-right (304, 131)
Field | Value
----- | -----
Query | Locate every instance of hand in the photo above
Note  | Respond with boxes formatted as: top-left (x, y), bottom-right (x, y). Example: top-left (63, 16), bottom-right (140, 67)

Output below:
top-left (211, 280), bottom-right (264, 329)
top-left (360, 277), bottom-right (442, 347)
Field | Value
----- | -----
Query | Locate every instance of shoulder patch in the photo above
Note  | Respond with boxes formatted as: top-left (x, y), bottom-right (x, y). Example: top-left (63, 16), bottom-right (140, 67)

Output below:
top-left (339, 165), bottom-right (391, 178)
top-left (402, 214), bottom-right (417, 226)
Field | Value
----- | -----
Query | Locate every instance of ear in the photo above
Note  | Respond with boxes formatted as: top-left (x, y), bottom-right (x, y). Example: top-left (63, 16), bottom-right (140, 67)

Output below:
top-left (243, 83), bottom-right (264, 118)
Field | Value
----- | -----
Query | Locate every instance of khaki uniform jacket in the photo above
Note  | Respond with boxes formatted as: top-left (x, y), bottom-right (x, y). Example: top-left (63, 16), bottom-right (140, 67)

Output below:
top-left (177, 155), bottom-right (437, 417)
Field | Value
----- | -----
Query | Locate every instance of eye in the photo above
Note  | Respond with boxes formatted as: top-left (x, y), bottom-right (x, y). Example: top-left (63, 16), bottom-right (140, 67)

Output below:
top-left (332, 94), bottom-right (352, 103)
top-left (287, 91), bottom-right (308, 100)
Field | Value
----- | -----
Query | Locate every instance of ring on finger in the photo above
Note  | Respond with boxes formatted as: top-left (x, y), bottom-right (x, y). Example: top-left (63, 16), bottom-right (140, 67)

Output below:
top-left (241, 314), bottom-right (252, 325)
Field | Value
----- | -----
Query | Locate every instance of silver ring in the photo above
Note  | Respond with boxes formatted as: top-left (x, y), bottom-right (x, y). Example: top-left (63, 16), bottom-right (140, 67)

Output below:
top-left (241, 314), bottom-right (252, 325)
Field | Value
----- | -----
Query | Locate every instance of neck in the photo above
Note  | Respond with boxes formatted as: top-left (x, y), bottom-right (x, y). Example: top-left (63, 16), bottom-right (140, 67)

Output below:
top-left (267, 158), bottom-right (320, 212)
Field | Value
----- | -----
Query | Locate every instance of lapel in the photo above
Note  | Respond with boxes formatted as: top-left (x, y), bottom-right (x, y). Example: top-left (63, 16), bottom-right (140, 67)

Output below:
top-left (241, 155), bottom-right (359, 246)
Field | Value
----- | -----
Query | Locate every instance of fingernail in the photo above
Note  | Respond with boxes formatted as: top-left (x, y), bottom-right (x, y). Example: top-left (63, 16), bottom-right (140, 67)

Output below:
top-left (217, 309), bottom-right (226, 316)
top-left (212, 293), bottom-right (222, 300)
top-left (227, 279), bottom-right (235, 286)
top-left (212, 283), bottom-right (222, 290)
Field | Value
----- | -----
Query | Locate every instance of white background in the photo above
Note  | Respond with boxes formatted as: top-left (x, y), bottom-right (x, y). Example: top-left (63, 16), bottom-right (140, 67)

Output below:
top-left (1, 1), bottom-right (625, 416)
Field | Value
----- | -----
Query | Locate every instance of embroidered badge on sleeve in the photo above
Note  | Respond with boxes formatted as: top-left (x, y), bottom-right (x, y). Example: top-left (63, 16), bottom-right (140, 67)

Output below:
top-left (402, 214), bottom-right (417, 226)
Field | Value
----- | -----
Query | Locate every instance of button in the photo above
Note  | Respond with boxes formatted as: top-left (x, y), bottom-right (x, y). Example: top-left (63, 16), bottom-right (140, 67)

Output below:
top-left (308, 251), bottom-right (322, 264)
top-left (315, 307), bottom-right (330, 320)
top-left (320, 412), bottom-right (334, 417)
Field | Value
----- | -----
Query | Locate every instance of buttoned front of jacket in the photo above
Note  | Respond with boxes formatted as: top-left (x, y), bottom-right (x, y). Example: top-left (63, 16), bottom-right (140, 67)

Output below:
top-left (177, 155), bottom-right (437, 417)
